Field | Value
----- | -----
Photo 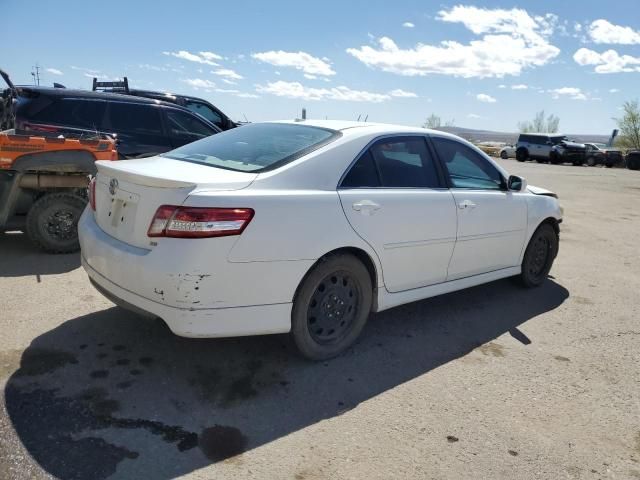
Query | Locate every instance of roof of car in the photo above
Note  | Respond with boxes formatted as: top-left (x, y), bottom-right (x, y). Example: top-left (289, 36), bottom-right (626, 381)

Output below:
top-left (519, 132), bottom-right (566, 137)
top-left (274, 119), bottom-right (438, 135)
top-left (17, 86), bottom-right (180, 106)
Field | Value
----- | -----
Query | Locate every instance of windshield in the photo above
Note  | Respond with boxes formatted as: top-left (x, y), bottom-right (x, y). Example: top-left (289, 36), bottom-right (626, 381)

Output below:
top-left (161, 123), bottom-right (340, 172)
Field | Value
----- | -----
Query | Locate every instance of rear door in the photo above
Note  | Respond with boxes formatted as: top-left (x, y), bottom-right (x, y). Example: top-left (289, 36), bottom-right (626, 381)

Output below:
top-left (338, 136), bottom-right (457, 293)
top-left (105, 102), bottom-right (171, 157)
top-left (431, 136), bottom-right (527, 280)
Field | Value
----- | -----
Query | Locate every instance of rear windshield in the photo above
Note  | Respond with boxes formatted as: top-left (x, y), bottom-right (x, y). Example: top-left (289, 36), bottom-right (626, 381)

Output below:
top-left (161, 123), bottom-right (340, 172)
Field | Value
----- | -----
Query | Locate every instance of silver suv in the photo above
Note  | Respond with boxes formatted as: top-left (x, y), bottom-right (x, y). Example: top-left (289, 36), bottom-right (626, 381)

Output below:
top-left (516, 133), bottom-right (568, 163)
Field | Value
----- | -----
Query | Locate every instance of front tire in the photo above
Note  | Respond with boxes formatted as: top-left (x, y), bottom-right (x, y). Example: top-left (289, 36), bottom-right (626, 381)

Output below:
top-left (26, 193), bottom-right (86, 253)
top-left (586, 156), bottom-right (597, 167)
top-left (519, 223), bottom-right (558, 288)
top-left (291, 253), bottom-right (372, 360)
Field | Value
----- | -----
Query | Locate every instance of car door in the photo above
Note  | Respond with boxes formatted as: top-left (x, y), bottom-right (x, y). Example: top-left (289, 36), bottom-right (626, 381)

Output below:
top-left (164, 108), bottom-right (219, 148)
top-left (430, 136), bottom-right (527, 280)
top-left (105, 102), bottom-right (171, 158)
top-left (338, 136), bottom-right (457, 293)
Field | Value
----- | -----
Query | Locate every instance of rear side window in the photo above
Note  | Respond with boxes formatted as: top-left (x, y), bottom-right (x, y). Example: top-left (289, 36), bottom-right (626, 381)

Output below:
top-left (432, 137), bottom-right (504, 190)
top-left (342, 151), bottom-right (380, 187)
top-left (107, 102), bottom-right (162, 135)
top-left (341, 136), bottom-right (440, 189)
top-left (28, 98), bottom-right (106, 129)
top-left (162, 123), bottom-right (339, 172)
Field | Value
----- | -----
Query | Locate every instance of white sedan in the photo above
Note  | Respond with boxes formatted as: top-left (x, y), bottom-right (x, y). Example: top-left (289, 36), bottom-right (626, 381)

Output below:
top-left (499, 144), bottom-right (516, 159)
top-left (79, 120), bottom-right (562, 360)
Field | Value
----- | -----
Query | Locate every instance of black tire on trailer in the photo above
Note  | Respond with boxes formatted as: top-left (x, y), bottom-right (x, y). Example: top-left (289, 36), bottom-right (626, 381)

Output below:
top-left (516, 148), bottom-right (529, 162)
top-left (291, 253), bottom-right (373, 360)
top-left (26, 192), bottom-right (87, 253)
top-left (518, 223), bottom-right (559, 288)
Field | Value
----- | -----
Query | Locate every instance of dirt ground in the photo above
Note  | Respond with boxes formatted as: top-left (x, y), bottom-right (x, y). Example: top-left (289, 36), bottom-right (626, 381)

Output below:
top-left (0, 159), bottom-right (639, 480)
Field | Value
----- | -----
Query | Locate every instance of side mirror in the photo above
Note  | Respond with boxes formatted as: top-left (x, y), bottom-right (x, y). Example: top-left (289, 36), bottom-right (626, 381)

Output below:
top-left (507, 175), bottom-right (527, 192)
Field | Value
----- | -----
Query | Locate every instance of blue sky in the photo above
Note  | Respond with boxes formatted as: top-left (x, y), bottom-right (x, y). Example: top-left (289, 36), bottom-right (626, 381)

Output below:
top-left (2, 0), bottom-right (639, 133)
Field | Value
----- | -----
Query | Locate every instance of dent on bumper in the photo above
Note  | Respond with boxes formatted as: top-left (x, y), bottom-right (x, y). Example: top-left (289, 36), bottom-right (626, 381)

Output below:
top-left (82, 256), bottom-right (292, 338)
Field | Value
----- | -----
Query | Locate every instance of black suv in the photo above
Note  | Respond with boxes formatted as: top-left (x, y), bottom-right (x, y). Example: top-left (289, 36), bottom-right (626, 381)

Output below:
top-left (92, 78), bottom-right (237, 131)
top-left (14, 87), bottom-right (221, 158)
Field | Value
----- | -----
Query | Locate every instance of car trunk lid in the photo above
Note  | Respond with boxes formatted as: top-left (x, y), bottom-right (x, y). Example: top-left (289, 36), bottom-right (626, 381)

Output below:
top-left (93, 156), bottom-right (257, 248)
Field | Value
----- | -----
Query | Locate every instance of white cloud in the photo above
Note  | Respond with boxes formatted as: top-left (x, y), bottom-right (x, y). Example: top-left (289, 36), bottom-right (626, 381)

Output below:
top-left (588, 19), bottom-right (640, 45)
top-left (138, 64), bottom-right (168, 72)
top-left (215, 88), bottom-right (239, 94)
top-left (182, 78), bottom-right (216, 89)
top-left (255, 81), bottom-right (390, 102)
top-left (46, 68), bottom-right (63, 75)
top-left (252, 51), bottom-right (335, 76)
top-left (511, 84), bottom-right (528, 90)
top-left (162, 50), bottom-right (222, 66)
top-left (211, 68), bottom-right (243, 80)
top-left (498, 84), bottom-right (507, 88)
top-left (346, 6), bottom-right (560, 78)
top-left (71, 66), bottom-right (100, 74)
top-left (573, 47), bottom-right (640, 73)
top-left (476, 93), bottom-right (497, 103)
top-left (402, 22), bottom-right (415, 28)
top-left (304, 74), bottom-right (318, 80)
top-left (221, 78), bottom-right (237, 85)
top-left (389, 88), bottom-right (417, 98)
top-left (235, 92), bottom-right (260, 99)
top-left (548, 87), bottom-right (587, 100)
top-left (609, 88), bottom-right (620, 93)
top-left (467, 113), bottom-right (485, 119)
top-left (84, 73), bottom-right (108, 80)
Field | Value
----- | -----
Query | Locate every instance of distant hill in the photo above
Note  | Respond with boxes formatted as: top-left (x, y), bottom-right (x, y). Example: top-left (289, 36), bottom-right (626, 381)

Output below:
top-left (435, 126), bottom-right (612, 145)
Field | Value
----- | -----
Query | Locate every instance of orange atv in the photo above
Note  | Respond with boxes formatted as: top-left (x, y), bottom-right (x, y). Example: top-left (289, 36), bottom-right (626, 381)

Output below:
top-left (0, 130), bottom-right (117, 252)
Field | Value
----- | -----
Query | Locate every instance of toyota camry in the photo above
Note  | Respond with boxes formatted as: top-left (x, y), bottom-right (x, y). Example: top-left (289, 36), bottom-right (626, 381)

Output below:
top-left (79, 120), bottom-right (562, 360)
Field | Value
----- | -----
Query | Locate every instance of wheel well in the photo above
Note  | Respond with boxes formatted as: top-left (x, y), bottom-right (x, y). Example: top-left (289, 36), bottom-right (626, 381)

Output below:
top-left (540, 217), bottom-right (560, 237)
top-left (293, 247), bottom-right (379, 308)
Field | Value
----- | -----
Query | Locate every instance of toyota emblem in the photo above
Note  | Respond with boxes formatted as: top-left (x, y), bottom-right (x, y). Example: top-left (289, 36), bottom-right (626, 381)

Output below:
top-left (109, 178), bottom-right (118, 196)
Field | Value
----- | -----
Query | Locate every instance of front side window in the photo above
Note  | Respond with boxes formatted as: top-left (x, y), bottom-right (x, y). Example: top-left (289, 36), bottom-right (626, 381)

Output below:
top-left (185, 101), bottom-right (223, 126)
top-left (166, 109), bottom-right (216, 138)
top-left (162, 123), bottom-right (339, 172)
top-left (341, 137), bottom-right (440, 188)
top-left (432, 137), bottom-right (504, 190)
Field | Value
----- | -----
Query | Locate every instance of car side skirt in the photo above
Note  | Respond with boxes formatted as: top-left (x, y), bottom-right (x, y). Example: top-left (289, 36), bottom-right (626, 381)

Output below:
top-left (376, 266), bottom-right (521, 312)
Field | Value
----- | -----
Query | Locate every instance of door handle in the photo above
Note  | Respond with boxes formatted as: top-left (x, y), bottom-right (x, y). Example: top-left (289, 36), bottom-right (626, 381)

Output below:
top-left (457, 200), bottom-right (477, 210)
top-left (352, 200), bottom-right (381, 215)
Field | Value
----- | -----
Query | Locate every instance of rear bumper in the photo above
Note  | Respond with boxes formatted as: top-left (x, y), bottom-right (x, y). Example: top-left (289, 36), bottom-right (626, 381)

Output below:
top-left (78, 208), bottom-right (305, 337)
top-left (83, 254), bottom-right (292, 337)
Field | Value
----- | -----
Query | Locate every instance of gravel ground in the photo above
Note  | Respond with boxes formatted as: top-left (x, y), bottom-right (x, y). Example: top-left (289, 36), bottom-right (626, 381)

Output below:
top-left (0, 159), bottom-right (639, 480)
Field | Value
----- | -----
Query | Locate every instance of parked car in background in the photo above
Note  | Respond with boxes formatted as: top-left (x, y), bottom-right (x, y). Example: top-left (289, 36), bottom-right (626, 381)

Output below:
top-left (550, 139), bottom-right (588, 166)
top-left (80, 120), bottom-right (562, 360)
top-left (92, 78), bottom-right (238, 131)
top-left (626, 150), bottom-right (640, 170)
top-left (516, 133), bottom-right (570, 163)
top-left (583, 143), bottom-right (624, 168)
top-left (13, 86), bottom-right (221, 158)
top-left (499, 144), bottom-right (516, 159)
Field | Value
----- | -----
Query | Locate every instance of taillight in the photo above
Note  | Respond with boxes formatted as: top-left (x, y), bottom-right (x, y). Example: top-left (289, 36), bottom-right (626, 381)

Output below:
top-left (88, 177), bottom-right (96, 211)
top-left (147, 206), bottom-right (254, 238)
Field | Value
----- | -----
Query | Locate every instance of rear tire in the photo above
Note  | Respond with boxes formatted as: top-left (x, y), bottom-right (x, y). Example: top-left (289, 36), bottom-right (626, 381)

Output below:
top-left (26, 193), bottom-right (86, 253)
top-left (519, 223), bottom-right (558, 288)
top-left (291, 253), bottom-right (372, 360)
top-left (516, 148), bottom-right (528, 162)
top-left (500, 151), bottom-right (508, 159)
top-left (586, 156), bottom-right (597, 167)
